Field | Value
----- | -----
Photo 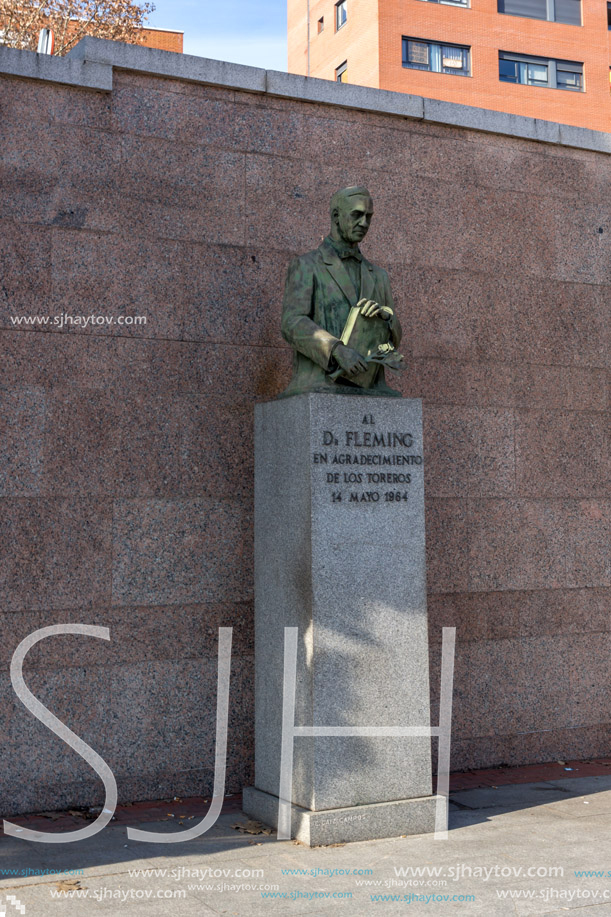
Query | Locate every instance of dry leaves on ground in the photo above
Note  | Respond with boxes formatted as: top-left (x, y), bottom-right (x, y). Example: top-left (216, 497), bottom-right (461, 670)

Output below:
top-left (231, 819), bottom-right (272, 836)
top-left (54, 880), bottom-right (87, 892)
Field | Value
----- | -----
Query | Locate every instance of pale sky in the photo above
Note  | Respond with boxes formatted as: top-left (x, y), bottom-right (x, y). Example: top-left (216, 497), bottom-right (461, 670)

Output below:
top-left (148, 0), bottom-right (288, 71)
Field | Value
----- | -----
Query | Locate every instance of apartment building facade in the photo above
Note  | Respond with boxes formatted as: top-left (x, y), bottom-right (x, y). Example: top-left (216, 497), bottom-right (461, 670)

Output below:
top-left (288, 0), bottom-right (611, 131)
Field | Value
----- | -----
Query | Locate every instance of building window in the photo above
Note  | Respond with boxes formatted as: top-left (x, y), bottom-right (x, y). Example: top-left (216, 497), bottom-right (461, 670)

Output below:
top-left (318, 17), bottom-right (324, 33)
top-left (417, 0), bottom-right (468, 6)
top-left (336, 61), bottom-right (348, 82)
top-left (499, 52), bottom-right (583, 90)
top-left (402, 38), bottom-right (470, 76)
top-left (498, 0), bottom-right (581, 26)
top-left (608, 2), bottom-right (611, 28)
top-left (336, 0), bottom-right (348, 30)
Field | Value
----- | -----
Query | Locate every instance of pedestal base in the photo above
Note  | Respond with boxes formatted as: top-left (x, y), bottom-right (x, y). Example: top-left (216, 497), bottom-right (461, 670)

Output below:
top-left (242, 786), bottom-right (444, 846)
top-left (251, 395), bottom-right (436, 843)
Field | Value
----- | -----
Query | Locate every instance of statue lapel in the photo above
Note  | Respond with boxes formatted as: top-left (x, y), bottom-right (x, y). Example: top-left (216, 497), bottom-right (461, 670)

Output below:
top-left (359, 257), bottom-right (376, 303)
top-left (320, 240), bottom-right (358, 307)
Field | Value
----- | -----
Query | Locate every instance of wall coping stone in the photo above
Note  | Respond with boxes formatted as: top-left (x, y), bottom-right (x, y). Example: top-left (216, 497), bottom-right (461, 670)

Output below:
top-left (0, 44), bottom-right (112, 90)
top-left (1, 36), bottom-right (609, 154)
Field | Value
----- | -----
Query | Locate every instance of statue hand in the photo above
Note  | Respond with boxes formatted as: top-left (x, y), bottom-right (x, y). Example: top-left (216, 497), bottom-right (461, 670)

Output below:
top-left (333, 343), bottom-right (368, 378)
top-left (358, 298), bottom-right (393, 321)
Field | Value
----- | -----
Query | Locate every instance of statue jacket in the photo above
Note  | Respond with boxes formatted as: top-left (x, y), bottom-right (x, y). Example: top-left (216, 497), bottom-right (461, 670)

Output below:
top-left (280, 237), bottom-right (402, 397)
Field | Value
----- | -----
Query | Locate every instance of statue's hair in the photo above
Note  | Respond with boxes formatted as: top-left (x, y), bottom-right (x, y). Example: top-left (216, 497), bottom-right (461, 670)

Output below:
top-left (330, 186), bottom-right (372, 219)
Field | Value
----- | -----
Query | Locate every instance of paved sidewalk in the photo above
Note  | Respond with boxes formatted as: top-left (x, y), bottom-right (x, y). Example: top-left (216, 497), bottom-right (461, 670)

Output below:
top-left (1, 774), bottom-right (611, 916)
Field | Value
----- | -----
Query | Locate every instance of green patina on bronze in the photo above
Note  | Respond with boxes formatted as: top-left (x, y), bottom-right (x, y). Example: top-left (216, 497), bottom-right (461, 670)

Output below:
top-left (280, 187), bottom-right (404, 398)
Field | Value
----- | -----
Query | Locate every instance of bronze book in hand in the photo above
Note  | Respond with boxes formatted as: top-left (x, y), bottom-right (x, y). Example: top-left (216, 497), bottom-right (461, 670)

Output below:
top-left (330, 306), bottom-right (403, 388)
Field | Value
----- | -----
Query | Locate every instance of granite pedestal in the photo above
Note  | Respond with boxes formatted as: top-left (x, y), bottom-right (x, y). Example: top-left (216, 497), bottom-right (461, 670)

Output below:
top-left (243, 394), bottom-right (440, 845)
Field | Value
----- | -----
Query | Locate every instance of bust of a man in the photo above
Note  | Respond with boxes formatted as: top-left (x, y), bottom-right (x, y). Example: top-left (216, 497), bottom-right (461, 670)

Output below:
top-left (280, 186), bottom-right (402, 398)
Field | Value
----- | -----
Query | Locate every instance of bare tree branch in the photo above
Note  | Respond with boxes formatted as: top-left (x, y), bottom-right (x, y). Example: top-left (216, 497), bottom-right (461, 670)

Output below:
top-left (0, 0), bottom-right (155, 54)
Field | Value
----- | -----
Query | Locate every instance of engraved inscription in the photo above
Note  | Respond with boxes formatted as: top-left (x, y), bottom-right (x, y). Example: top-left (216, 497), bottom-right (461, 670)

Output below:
top-left (313, 414), bottom-right (423, 504)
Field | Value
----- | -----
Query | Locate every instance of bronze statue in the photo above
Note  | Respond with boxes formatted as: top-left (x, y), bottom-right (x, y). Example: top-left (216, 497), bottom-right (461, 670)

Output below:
top-left (280, 186), bottom-right (404, 398)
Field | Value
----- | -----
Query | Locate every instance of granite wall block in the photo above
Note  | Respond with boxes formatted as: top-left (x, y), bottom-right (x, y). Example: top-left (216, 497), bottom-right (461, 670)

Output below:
top-left (468, 498), bottom-right (571, 592)
top-left (515, 410), bottom-right (608, 498)
top-left (0, 222), bottom-right (52, 317)
top-left (0, 76), bottom-right (112, 130)
top-left (0, 387), bottom-right (46, 496)
top-left (0, 497), bottom-right (112, 612)
top-left (112, 498), bottom-right (253, 606)
top-left (424, 406), bottom-right (515, 497)
top-left (0, 601), bottom-right (253, 670)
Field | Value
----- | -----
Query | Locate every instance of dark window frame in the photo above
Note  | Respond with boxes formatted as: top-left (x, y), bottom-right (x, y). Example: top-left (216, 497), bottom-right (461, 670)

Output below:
top-left (335, 60), bottom-right (348, 82)
top-left (498, 0), bottom-right (581, 27)
top-left (335, 0), bottom-right (348, 31)
top-left (317, 16), bottom-right (324, 33)
top-left (417, 0), bottom-right (469, 6)
top-left (402, 37), bottom-right (471, 77)
top-left (499, 51), bottom-right (583, 91)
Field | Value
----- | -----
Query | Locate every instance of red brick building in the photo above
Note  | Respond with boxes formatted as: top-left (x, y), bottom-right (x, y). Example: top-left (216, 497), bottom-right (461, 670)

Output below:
top-left (288, 0), bottom-right (611, 132)
top-left (141, 26), bottom-right (183, 54)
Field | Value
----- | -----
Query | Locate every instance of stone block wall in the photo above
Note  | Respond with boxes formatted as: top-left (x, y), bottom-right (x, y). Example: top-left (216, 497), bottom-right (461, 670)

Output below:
top-left (0, 42), bottom-right (608, 814)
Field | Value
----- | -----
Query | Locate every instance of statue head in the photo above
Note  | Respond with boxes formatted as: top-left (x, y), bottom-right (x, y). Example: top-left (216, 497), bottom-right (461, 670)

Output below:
top-left (330, 186), bottom-right (373, 245)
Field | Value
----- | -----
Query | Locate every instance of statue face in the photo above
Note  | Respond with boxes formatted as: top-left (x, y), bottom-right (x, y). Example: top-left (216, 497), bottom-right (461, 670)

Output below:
top-left (335, 194), bottom-right (373, 244)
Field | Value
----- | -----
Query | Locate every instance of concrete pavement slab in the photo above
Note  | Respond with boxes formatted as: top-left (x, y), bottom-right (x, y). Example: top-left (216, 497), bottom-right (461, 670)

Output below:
top-left (548, 777), bottom-right (611, 794)
top-left (541, 908), bottom-right (611, 917)
top-left (539, 795), bottom-right (611, 819)
top-left (450, 782), bottom-right (576, 809)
